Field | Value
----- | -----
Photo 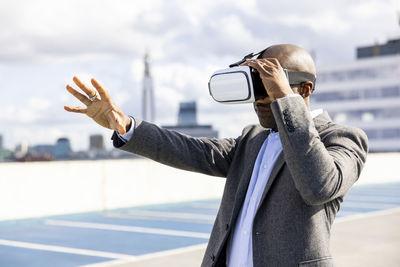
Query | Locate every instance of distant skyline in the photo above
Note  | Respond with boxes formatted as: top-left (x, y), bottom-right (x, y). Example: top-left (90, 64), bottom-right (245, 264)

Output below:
top-left (1, 0), bottom-right (399, 151)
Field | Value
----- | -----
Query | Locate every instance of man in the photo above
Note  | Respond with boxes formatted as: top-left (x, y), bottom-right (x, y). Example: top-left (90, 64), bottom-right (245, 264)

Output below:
top-left (65, 44), bottom-right (368, 266)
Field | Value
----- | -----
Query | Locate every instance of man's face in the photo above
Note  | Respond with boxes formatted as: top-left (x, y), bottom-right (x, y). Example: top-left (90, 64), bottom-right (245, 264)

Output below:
top-left (254, 85), bottom-right (300, 131)
top-left (253, 96), bottom-right (278, 131)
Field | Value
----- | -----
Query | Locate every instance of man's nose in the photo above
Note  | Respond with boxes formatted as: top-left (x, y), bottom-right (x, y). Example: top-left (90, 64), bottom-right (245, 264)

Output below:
top-left (254, 96), bottom-right (271, 104)
top-left (255, 96), bottom-right (267, 102)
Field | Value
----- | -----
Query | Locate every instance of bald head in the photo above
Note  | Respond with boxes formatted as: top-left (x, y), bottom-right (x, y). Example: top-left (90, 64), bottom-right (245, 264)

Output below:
top-left (260, 44), bottom-right (316, 76)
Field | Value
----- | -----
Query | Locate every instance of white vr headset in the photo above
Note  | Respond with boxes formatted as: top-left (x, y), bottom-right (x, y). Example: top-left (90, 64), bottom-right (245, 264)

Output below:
top-left (208, 49), bottom-right (316, 104)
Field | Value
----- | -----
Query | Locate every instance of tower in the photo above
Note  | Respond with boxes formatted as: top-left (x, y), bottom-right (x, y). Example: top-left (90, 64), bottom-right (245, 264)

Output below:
top-left (178, 101), bottom-right (197, 126)
top-left (142, 53), bottom-right (155, 122)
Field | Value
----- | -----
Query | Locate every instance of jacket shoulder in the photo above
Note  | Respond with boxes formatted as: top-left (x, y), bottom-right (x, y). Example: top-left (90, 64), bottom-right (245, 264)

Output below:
top-left (241, 124), bottom-right (267, 136)
top-left (320, 122), bottom-right (368, 150)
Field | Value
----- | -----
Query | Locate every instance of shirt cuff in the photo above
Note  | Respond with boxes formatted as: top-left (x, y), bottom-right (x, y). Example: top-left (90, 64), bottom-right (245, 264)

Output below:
top-left (284, 94), bottom-right (301, 98)
top-left (116, 117), bottom-right (135, 143)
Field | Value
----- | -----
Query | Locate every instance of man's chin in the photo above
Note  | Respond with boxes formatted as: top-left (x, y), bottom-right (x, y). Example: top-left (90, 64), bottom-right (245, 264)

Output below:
top-left (258, 120), bottom-right (278, 131)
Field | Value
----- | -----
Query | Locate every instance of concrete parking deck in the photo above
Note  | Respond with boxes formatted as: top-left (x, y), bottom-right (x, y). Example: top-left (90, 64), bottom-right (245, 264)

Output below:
top-left (103, 208), bottom-right (400, 267)
top-left (1, 183), bottom-right (399, 267)
top-left (331, 208), bottom-right (400, 267)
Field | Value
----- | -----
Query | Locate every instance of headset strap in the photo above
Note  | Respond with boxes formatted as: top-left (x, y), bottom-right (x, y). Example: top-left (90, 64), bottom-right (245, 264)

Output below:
top-left (285, 69), bottom-right (316, 85)
top-left (230, 50), bottom-right (316, 87)
top-left (229, 48), bottom-right (267, 68)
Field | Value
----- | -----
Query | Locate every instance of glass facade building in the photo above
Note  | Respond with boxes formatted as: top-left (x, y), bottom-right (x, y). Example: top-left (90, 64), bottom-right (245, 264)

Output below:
top-left (311, 54), bottom-right (400, 152)
top-left (163, 101), bottom-right (218, 138)
top-left (54, 138), bottom-right (72, 159)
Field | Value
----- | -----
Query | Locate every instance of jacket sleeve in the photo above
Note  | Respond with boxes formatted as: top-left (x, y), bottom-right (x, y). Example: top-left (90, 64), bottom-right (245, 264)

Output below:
top-left (112, 118), bottom-right (239, 177)
top-left (271, 96), bottom-right (368, 205)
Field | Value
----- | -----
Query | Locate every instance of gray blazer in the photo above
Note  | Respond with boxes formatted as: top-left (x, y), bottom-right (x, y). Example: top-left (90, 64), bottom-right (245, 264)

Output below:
top-left (113, 97), bottom-right (368, 267)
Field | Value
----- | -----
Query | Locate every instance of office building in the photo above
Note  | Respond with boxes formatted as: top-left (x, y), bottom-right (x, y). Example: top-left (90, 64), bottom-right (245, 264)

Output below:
top-left (0, 135), bottom-right (4, 162)
top-left (31, 144), bottom-right (55, 157)
top-left (54, 138), bottom-right (71, 159)
top-left (357, 38), bottom-right (400, 59)
top-left (163, 101), bottom-right (218, 138)
top-left (14, 143), bottom-right (29, 159)
top-left (89, 134), bottom-right (104, 151)
top-left (311, 47), bottom-right (400, 152)
top-left (178, 101), bottom-right (197, 126)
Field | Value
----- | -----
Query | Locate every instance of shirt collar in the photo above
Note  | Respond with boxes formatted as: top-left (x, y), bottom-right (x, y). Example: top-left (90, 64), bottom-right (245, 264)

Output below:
top-left (310, 109), bottom-right (323, 119)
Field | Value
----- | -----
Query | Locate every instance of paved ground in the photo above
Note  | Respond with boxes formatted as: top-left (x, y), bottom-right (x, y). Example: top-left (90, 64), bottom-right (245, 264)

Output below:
top-left (0, 182), bottom-right (399, 267)
top-left (331, 208), bottom-right (400, 267)
top-left (105, 207), bottom-right (400, 267)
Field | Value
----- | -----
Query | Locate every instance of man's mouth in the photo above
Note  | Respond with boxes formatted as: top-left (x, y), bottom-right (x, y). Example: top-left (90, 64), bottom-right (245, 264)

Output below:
top-left (255, 103), bottom-right (269, 108)
top-left (255, 102), bottom-right (271, 111)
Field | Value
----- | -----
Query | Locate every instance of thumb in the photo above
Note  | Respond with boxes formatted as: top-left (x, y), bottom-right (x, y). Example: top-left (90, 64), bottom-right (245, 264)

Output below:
top-left (107, 110), bottom-right (125, 135)
top-left (117, 124), bottom-right (126, 135)
top-left (115, 116), bottom-right (126, 135)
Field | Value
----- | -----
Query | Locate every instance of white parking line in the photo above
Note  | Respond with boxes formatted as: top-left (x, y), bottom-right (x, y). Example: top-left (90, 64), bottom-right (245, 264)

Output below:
top-left (345, 195), bottom-right (400, 203)
top-left (341, 201), bottom-right (399, 209)
top-left (79, 243), bottom-right (207, 267)
top-left (190, 203), bottom-right (221, 209)
top-left (45, 219), bottom-right (210, 239)
top-left (0, 239), bottom-right (136, 260)
top-left (105, 210), bottom-right (216, 224)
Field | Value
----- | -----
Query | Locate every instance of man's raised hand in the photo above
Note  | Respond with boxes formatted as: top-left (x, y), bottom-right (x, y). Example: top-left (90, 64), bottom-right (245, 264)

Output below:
top-left (64, 77), bottom-right (131, 135)
top-left (245, 58), bottom-right (294, 101)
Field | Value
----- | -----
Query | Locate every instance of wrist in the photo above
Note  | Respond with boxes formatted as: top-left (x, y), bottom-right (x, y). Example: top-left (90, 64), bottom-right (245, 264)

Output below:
top-left (271, 91), bottom-right (288, 100)
top-left (123, 115), bottom-right (132, 132)
top-left (271, 85), bottom-right (294, 100)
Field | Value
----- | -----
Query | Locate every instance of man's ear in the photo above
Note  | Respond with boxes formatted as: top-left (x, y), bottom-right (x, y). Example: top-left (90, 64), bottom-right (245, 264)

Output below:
top-left (299, 81), bottom-right (313, 98)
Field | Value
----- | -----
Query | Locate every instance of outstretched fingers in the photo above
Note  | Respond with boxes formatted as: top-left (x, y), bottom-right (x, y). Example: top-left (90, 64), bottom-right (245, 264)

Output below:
top-left (73, 76), bottom-right (97, 98)
top-left (64, 106), bottom-right (87, 114)
top-left (66, 84), bottom-right (91, 106)
top-left (91, 78), bottom-right (110, 101)
top-left (65, 76), bottom-right (125, 131)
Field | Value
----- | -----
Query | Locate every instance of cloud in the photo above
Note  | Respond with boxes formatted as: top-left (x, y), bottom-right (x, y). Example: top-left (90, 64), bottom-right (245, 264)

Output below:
top-left (0, 0), bottom-right (158, 63)
top-left (1, 0), bottom-right (398, 150)
top-left (27, 97), bottom-right (51, 111)
top-left (0, 96), bottom-right (50, 125)
top-left (0, 0), bottom-right (397, 65)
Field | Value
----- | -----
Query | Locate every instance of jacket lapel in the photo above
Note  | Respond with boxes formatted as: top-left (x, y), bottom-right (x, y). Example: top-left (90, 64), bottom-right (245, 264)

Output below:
top-left (230, 128), bottom-right (269, 222)
top-left (255, 151), bottom-right (285, 214)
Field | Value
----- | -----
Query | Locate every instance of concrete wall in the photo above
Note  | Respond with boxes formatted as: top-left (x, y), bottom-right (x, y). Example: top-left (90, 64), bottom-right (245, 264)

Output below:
top-left (0, 159), bottom-right (226, 221)
top-left (356, 153), bottom-right (400, 185)
top-left (0, 153), bottom-right (399, 221)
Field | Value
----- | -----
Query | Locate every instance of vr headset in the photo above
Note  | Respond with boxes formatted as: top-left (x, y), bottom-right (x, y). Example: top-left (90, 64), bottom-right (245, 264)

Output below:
top-left (208, 49), bottom-right (316, 104)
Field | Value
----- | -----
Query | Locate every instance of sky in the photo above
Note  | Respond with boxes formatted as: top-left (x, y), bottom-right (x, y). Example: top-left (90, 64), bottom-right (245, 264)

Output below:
top-left (1, 0), bottom-right (399, 151)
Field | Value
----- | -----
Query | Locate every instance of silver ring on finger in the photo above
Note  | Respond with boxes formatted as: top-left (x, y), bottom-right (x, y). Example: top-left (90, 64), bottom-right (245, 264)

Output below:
top-left (89, 93), bottom-right (98, 101)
